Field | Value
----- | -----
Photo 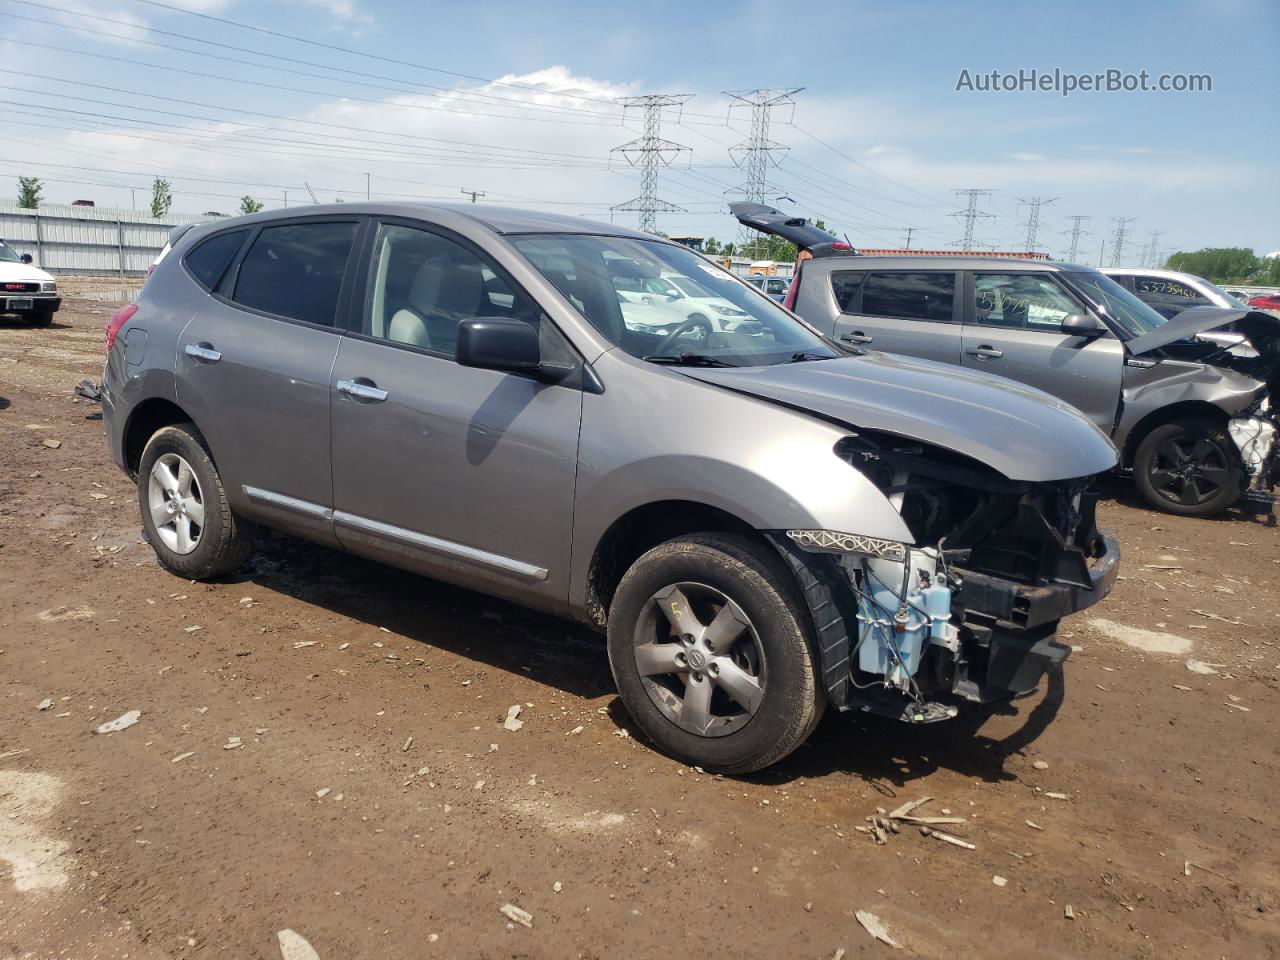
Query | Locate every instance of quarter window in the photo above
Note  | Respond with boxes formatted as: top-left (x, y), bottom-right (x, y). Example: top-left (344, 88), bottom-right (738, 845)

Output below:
top-left (861, 272), bottom-right (955, 323)
top-left (972, 274), bottom-right (1081, 330)
top-left (231, 221), bottom-right (357, 326)
top-left (184, 230), bottom-right (247, 291)
top-left (366, 224), bottom-right (541, 357)
top-left (830, 271), bottom-right (867, 312)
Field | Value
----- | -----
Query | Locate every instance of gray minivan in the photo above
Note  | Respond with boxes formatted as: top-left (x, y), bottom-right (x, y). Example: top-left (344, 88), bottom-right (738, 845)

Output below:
top-left (99, 203), bottom-right (1120, 772)
top-left (734, 204), bottom-right (1279, 518)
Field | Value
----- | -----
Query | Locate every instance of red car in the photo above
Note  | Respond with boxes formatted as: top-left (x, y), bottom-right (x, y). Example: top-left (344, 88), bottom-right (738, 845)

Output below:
top-left (1247, 294), bottom-right (1280, 310)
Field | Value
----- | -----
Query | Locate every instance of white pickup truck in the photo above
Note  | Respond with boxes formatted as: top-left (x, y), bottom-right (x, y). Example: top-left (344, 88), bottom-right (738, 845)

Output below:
top-left (0, 239), bottom-right (61, 325)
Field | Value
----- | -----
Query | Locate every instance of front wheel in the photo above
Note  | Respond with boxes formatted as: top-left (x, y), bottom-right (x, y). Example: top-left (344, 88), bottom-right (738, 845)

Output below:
top-left (1133, 419), bottom-right (1243, 517)
top-left (28, 310), bottom-right (54, 326)
top-left (137, 423), bottom-right (257, 579)
top-left (606, 533), bottom-right (823, 774)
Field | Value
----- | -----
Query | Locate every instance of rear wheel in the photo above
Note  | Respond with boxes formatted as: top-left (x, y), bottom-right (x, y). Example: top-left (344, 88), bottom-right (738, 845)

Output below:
top-left (137, 423), bottom-right (257, 579)
top-left (606, 533), bottom-right (823, 773)
top-left (1133, 419), bottom-right (1243, 517)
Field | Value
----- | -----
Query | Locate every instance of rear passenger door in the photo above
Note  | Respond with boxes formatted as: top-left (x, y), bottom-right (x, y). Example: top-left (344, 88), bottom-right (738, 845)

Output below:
top-left (960, 271), bottom-right (1123, 430)
top-left (175, 218), bottom-right (362, 544)
top-left (830, 270), bottom-right (962, 364)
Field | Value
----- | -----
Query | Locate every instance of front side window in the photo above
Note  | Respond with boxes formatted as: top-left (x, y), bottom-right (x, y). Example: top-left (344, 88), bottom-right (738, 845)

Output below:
top-left (510, 234), bottom-right (838, 367)
top-left (972, 273), bottom-right (1081, 330)
top-left (1129, 276), bottom-right (1213, 319)
top-left (1062, 270), bottom-right (1165, 339)
top-left (830, 271), bottom-right (867, 312)
top-left (861, 272), bottom-right (955, 323)
top-left (232, 221), bottom-right (357, 326)
top-left (366, 224), bottom-right (541, 357)
top-left (184, 230), bottom-right (247, 291)
top-left (0, 240), bottom-right (24, 264)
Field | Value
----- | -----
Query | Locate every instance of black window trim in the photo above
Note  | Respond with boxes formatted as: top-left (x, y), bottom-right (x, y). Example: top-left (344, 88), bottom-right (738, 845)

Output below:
top-left (854, 269), bottom-right (962, 325)
top-left (343, 215), bottom-right (588, 385)
top-left (209, 215), bottom-right (369, 335)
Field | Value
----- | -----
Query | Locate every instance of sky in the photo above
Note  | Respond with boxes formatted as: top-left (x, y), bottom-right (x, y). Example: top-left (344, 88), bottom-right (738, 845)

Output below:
top-left (1, 0), bottom-right (1277, 264)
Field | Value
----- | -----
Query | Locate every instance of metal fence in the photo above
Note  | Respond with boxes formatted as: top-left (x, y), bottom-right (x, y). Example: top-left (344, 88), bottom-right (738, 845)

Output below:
top-left (0, 202), bottom-right (215, 277)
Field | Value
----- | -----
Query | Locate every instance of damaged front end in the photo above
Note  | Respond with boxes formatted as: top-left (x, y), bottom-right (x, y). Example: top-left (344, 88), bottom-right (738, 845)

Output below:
top-left (773, 433), bottom-right (1119, 723)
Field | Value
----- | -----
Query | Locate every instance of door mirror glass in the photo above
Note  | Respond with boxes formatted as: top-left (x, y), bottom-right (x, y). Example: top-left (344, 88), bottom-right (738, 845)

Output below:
top-left (456, 318), bottom-right (541, 372)
top-left (1061, 313), bottom-right (1103, 336)
top-left (20, 253), bottom-right (33, 264)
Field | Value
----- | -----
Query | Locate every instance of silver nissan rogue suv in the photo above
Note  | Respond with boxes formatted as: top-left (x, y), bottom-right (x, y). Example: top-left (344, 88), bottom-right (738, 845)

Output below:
top-left (99, 203), bottom-right (1120, 772)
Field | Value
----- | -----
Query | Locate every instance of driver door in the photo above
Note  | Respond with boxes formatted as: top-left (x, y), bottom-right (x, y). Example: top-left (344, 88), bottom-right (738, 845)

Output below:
top-left (960, 271), bottom-right (1123, 430)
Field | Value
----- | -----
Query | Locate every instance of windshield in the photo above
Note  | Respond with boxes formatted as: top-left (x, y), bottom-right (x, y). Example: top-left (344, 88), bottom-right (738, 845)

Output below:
top-left (669, 276), bottom-right (714, 298)
top-left (0, 240), bottom-right (23, 264)
top-left (1062, 270), bottom-right (1165, 339)
top-left (510, 234), bottom-right (840, 366)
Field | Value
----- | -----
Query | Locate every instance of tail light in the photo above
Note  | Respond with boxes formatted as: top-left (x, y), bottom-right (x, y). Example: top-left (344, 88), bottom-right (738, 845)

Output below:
top-left (106, 303), bottom-right (137, 352)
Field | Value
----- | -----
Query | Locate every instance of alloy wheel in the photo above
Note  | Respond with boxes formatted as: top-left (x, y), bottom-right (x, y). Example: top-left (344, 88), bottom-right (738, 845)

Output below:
top-left (1148, 434), bottom-right (1231, 506)
top-left (147, 452), bottom-right (205, 555)
top-left (632, 581), bottom-right (766, 737)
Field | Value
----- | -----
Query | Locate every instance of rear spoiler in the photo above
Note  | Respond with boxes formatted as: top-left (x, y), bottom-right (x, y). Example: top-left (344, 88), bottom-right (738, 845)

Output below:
top-left (729, 202), bottom-right (857, 258)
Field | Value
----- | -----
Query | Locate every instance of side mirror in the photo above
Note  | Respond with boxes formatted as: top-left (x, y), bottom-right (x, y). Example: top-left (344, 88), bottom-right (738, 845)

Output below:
top-left (20, 253), bottom-right (33, 264)
top-left (456, 318), bottom-right (541, 372)
top-left (1061, 313), bottom-right (1103, 336)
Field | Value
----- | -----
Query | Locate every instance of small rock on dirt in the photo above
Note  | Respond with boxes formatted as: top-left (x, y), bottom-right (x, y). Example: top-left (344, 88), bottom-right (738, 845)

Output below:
top-left (503, 704), bottom-right (524, 732)
top-left (1185, 659), bottom-right (1222, 675)
top-left (854, 910), bottom-right (902, 949)
top-left (94, 710), bottom-right (140, 734)
top-left (40, 438), bottom-right (62, 449)
top-left (37, 698), bottom-right (53, 711)
top-left (277, 929), bottom-right (321, 960)
top-left (1032, 760), bottom-right (1049, 770)
top-left (500, 903), bottom-right (533, 928)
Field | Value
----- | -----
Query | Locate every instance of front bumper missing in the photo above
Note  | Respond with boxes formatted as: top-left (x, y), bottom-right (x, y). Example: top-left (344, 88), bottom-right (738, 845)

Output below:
top-left (772, 530), bottom-right (1121, 717)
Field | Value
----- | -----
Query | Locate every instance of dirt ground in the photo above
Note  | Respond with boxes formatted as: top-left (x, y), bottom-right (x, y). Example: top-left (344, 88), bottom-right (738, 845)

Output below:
top-left (2, 299), bottom-right (1278, 960)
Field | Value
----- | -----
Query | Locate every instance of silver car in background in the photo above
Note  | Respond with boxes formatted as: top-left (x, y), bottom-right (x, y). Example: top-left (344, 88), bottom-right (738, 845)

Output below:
top-left (99, 203), bottom-right (1120, 772)
top-left (735, 203), bottom-right (1280, 518)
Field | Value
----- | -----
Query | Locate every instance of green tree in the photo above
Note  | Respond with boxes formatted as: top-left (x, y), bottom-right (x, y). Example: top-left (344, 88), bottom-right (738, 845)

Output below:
top-left (1164, 247), bottom-right (1259, 284)
top-left (17, 176), bottom-right (42, 208)
top-left (150, 177), bottom-right (173, 219)
top-left (239, 195), bottom-right (264, 215)
top-left (703, 237), bottom-right (721, 255)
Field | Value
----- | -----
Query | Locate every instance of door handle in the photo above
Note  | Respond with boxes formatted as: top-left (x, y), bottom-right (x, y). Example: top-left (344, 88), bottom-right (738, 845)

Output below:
top-left (967, 346), bottom-right (1003, 359)
top-left (184, 343), bottom-right (221, 363)
top-left (336, 378), bottom-right (388, 402)
top-left (841, 331), bottom-right (873, 344)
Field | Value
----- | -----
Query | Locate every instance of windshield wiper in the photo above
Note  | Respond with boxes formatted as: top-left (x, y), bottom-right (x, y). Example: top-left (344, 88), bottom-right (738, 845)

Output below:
top-left (641, 353), bottom-right (734, 367)
top-left (788, 351), bottom-right (837, 363)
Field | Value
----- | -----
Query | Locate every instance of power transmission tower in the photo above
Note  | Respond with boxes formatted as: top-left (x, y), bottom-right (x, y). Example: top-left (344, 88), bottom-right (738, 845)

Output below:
top-left (1109, 217), bottom-right (1137, 266)
top-left (610, 94), bottom-right (694, 235)
top-left (1142, 230), bottom-right (1165, 267)
top-left (949, 189), bottom-right (995, 251)
top-left (901, 227), bottom-right (917, 250)
top-left (460, 188), bottom-right (486, 204)
top-left (1016, 196), bottom-right (1057, 250)
top-left (1062, 215), bottom-right (1092, 262)
top-left (723, 87), bottom-right (803, 257)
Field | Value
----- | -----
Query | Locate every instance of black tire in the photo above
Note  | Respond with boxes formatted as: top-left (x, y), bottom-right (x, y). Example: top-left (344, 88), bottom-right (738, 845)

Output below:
top-left (606, 533), bottom-right (824, 774)
top-left (28, 310), bottom-right (54, 326)
top-left (1133, 419), bottom-right (1243, 517)
top-left (137, 423), bottom-right (257, 579)
top-left (686, 314), bottom-right (712, 341)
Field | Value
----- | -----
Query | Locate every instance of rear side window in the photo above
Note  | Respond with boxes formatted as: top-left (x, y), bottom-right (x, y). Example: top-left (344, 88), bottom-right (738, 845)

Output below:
top-left (830, 271), bottom-right (867, 312)
top-left (861, 272), bottom-right (955, 323)
top-left (184, 230), bottom-right (247, 291)
top-left (232, 221), bottom-right (358, 326)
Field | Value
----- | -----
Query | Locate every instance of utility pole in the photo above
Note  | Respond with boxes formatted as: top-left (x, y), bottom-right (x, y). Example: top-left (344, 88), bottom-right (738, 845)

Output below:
top-left (723, 87), bottom-right (803, 257)
top-left (1109, 217), bottom-right (1137, 266)
top-left (130, 188), bottom-right (136, 211)
top-left (1142, 230), bottom-right (1165, 267)
top-left (460, 188), bottom-right (486, 204)
top-left (1099, 236), bottom-right (1107, 267)
top-left (366, 173), bottom-right (371, 201)
top-left (1016, 196), bottom-right (1057, 251)
top-left (901, 227), bottom-right (917, 250)
top-left (283, 190), bottom-right (287, 208)
top-left (949, 189), bottom-right (995, 251)
top-left (610, 93), bottom-right (695, 235)
top-left (1062, 215), bottom-right (1092, 262)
